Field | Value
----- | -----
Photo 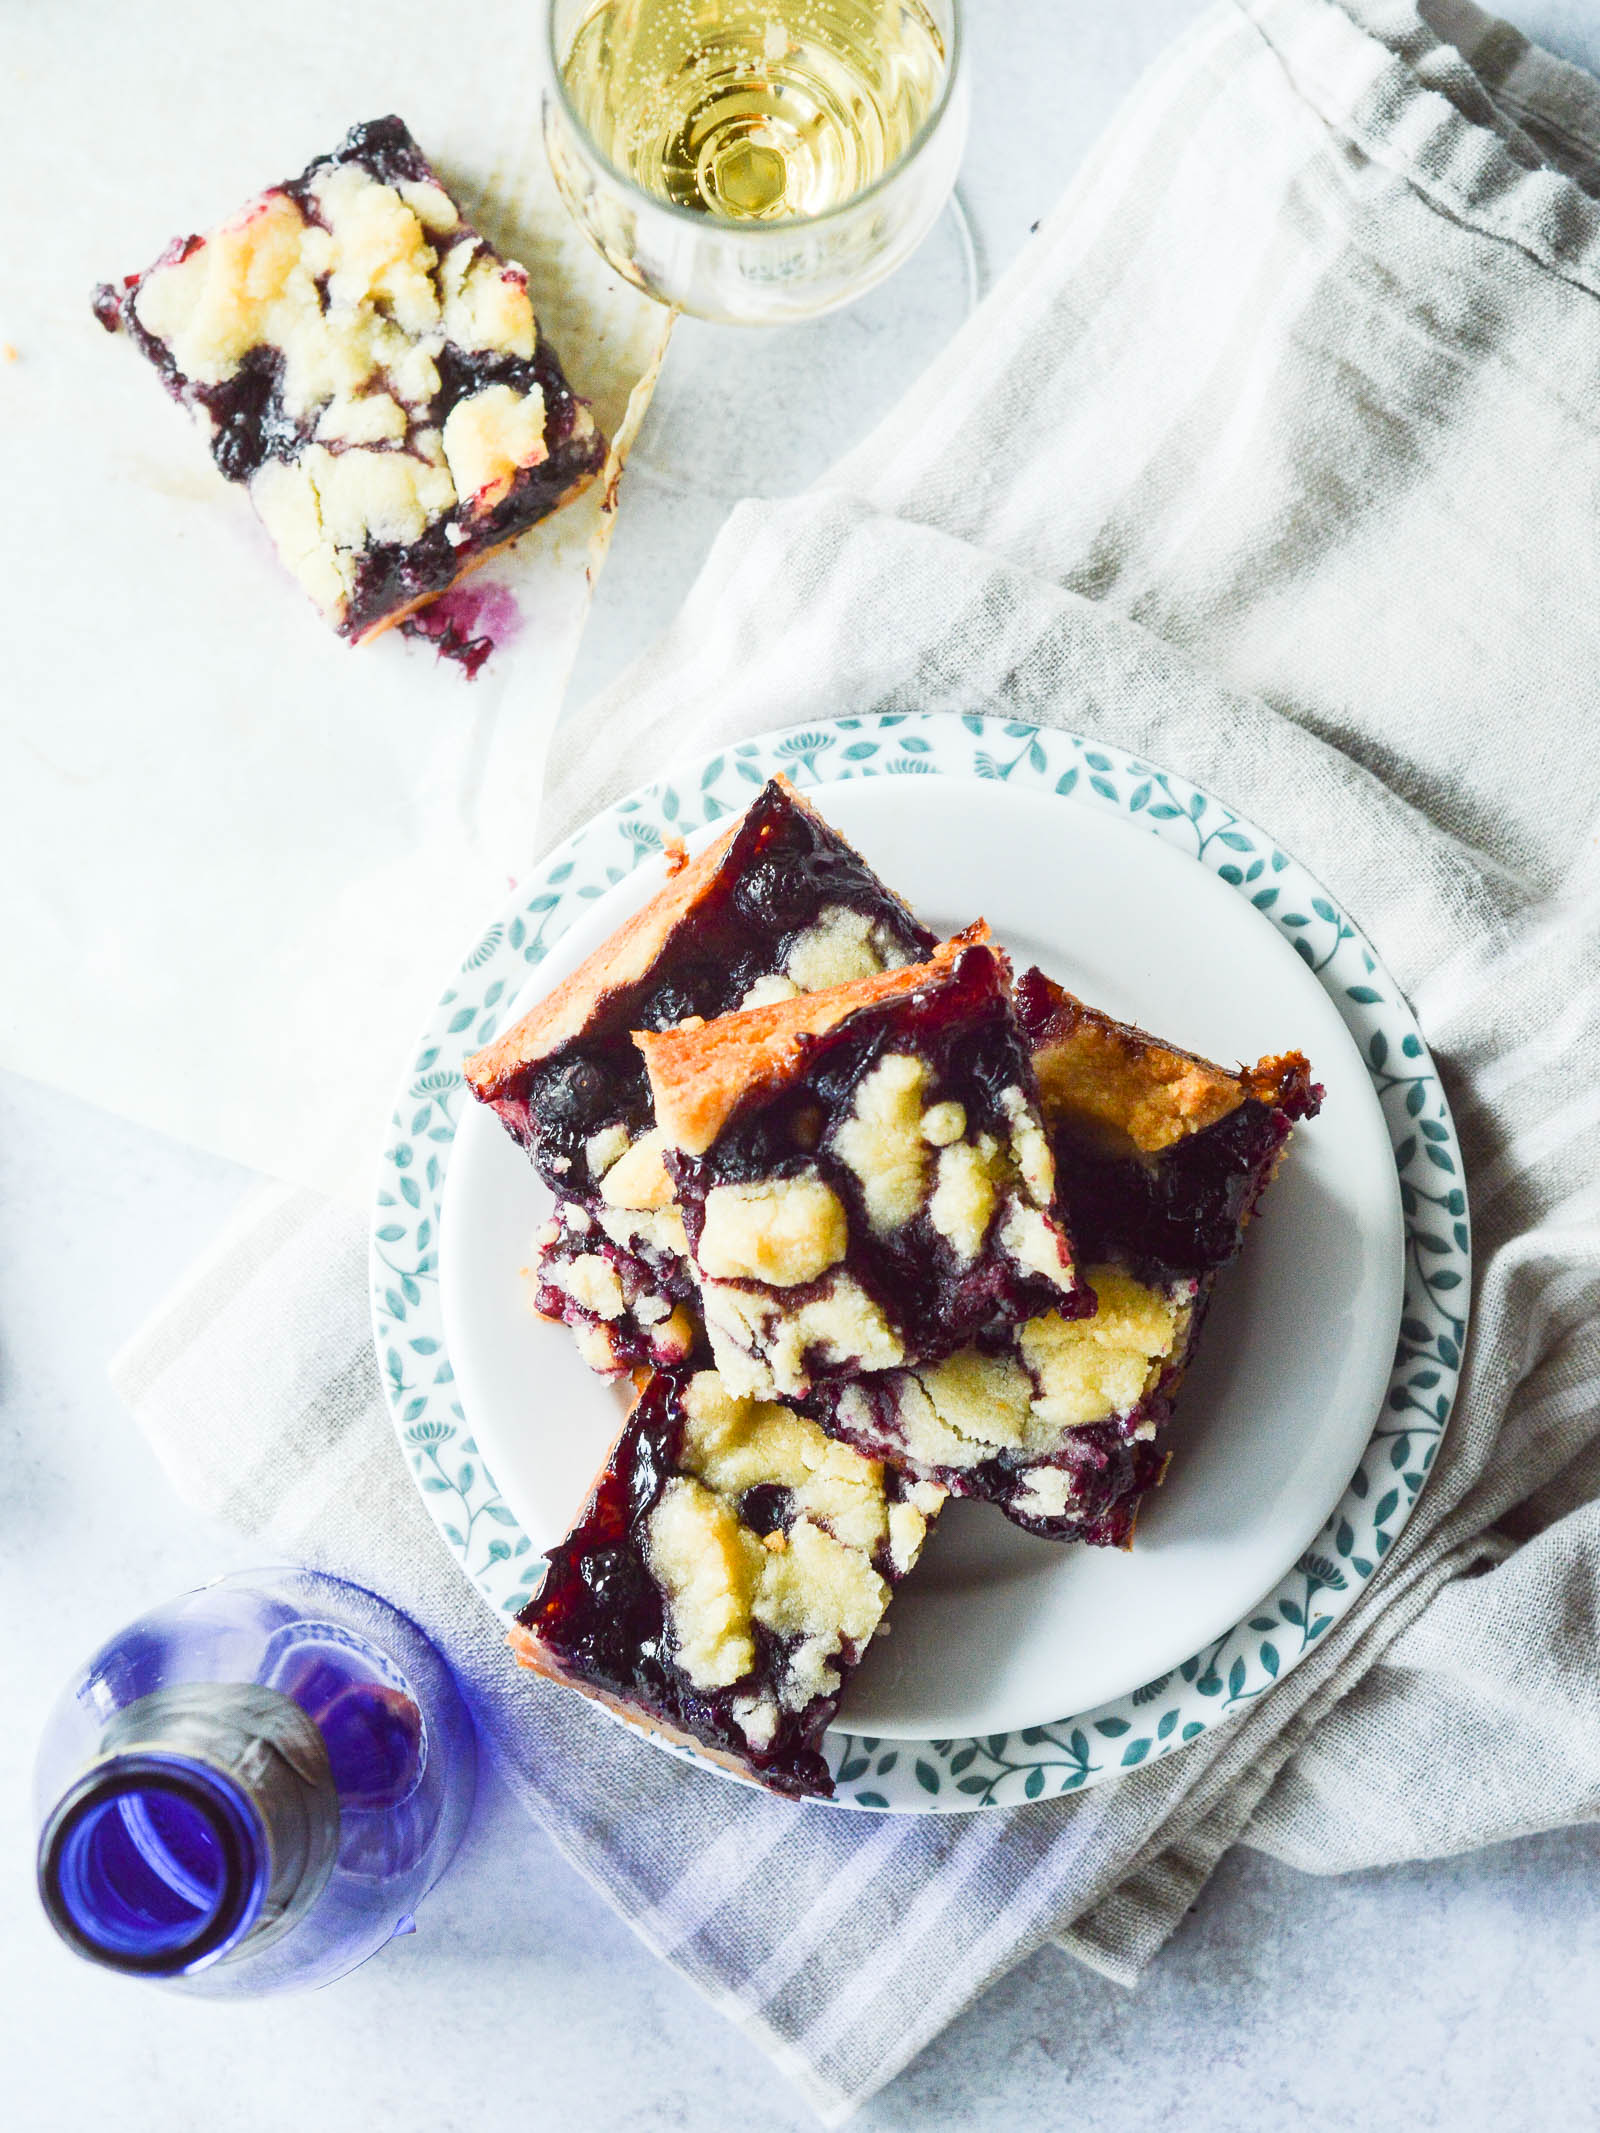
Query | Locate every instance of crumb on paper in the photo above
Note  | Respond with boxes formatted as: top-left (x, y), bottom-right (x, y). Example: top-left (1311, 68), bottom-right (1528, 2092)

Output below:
top-left (665, 835), bottom-right (690, 875)
top-left (1, 342), bottom-right (17, 362)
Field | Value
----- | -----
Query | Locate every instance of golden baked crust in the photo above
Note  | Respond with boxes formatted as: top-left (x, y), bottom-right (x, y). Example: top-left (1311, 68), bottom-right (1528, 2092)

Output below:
top-left (637, 926), bottom-right (994, 1157)
top-left (465, 774), bottom-right (847, 1099)
top-left (1025, 974), bottom-right (1309, 1155)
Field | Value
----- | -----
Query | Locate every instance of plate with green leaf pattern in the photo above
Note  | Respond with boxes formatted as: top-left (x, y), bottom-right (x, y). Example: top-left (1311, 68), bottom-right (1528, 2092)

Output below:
top-left (372, 712), bottom-right (1464, 1810)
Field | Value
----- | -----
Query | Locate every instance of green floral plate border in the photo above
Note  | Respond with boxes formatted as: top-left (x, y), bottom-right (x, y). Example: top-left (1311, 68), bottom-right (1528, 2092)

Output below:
top-left (371, 712), bottom-right (1468, 1812)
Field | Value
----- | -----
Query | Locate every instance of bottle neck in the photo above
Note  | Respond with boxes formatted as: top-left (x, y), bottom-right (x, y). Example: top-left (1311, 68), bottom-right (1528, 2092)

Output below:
top-left (37, 1683), bottom-right (340, 1979)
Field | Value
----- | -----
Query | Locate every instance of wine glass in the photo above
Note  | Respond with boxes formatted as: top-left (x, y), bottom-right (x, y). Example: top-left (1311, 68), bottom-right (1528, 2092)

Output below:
top-left (542, 0), bottom-right (969, 325)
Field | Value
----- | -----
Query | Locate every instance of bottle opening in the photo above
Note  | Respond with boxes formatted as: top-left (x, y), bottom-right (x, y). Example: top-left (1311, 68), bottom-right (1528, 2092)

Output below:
top-left (39, 1760), bottom-right (266, 1975)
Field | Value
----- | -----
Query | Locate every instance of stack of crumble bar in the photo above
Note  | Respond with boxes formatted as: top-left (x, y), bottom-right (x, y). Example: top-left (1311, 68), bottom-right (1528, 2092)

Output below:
top-left (465, 778), bottom-right (1319, 1798)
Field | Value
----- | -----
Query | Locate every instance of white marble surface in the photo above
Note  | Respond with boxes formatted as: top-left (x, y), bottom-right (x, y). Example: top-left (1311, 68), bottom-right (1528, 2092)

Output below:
top-left (9, 3), bottom-right (1600, 2128)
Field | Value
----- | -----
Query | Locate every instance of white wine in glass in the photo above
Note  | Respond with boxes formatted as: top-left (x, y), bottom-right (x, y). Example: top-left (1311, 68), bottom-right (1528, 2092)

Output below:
top-left (543, 0), bottom-right (967, 323)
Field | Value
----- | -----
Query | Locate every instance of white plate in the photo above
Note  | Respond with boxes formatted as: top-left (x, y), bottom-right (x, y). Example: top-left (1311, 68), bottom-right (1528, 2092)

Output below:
top-left (438, 755), bottom-right (1402, 1731)
top-left (374, 714), bottom-right (1463, 1809)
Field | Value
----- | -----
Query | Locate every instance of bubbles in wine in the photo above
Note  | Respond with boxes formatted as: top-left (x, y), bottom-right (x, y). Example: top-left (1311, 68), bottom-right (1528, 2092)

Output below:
top-left (560, 0), bottom-right (949, 223)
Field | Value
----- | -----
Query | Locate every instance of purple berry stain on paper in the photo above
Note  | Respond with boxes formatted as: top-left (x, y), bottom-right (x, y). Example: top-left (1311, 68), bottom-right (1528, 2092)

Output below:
top-left (400, 580), bottom-right (524, 680)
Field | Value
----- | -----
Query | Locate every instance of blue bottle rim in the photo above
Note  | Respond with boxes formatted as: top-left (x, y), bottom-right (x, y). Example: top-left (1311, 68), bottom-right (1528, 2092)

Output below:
top-left (37, 1753), bottom-right (270, 1978)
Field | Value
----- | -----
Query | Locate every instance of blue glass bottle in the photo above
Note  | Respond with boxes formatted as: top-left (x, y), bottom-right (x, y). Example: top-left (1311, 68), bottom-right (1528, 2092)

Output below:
top-left (33, 1568), bottom-right (476, 1994)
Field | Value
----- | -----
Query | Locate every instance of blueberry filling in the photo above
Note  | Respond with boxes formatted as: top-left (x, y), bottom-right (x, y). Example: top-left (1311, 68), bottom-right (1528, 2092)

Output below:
top-left (518, 1374), bottom-right (912, 1799)
top-left (666, 944), bottom-right (1090, 1382)
top-left (1055, 1099), bottom-right (1304, 1282)
top-left (489, 782), bottom-right (935, 1198)
top-left (397, 607), bottom-right (496, 679)
top-left (735, 1483), bottom-right (793, 1534)
top-left (299, 113), bottom-right (437, 193)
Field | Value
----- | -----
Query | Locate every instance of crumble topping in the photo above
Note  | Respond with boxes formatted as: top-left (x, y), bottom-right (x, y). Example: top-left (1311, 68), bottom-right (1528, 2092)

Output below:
top-left (659, 1305), bottom-right (697, 1357)
top-left (645, 1477), bottom-right (759, 1689)
top-left (887, 1495), bottom-right (937, 1574)
top-left (917, 1347), bottom-right (1034, 1443)
top-left (740, 972), bottom-right (801, 1009)
top-left (643, 1373), bottom-right (943, 1719)
top-left (551, 1251), bottom-right (626, 1321)
top-left (784, 905), bottom-right (892, 992)
top-left (133, 170), bottom-right (466, 421)
top-left (832, 1264), bottom-right (1188, 1472)
top-left (920, 1100), bottom-right (966, 1147)
top-left (132, 192), bottom-right (312, 390)
top-left (832, 1052), bottom-right (929, 1231)
top-left (703, 1271), bottom-right (903, 1400)
top-left (600, 1127), bottom-right (675, 1211)
top-left (312, 162), bottom-right (442, 332)
top-left (927, 1137), bottom-right (999, 1264)
top-left (731, 1694), bottom-right (780, 1750)
top-left (439, 235), bottom-right (535, 356)
top-left (441, 382), bottom-right (548, 512)
top-left (837, 1362), bottom-right (1022, 1472)
top-left (572, 1316), bottom-right (626, 1374)
top-left (697, 1175), bottom-right (848, 1286)
top-left (1019, 1268), bottom-right (1182, 1429)
top-left (999, 1083), bottom-right (1057, 1202)
top-left (585, 1122), bottom-right (631, 1180)
top-left (828, 1055), bottom-right (1063, 1275)
top-left (397, 178), bottom-right (461, 235)
top-left (1010, 1467), bottom-right (1081, 1522)
top-left (680, 1371), bottom-right (892, 1554)
top-left (251, 458), bottom-right (348, 617)
top-left (595, 1202), bottom-right (689, 1260)
top-left (253, 444), bottom-right (458, 615)
top-left (756, 1521), bottom-right (886, 1705)
top-left (316, 391), bottom-right (407, 446)
top-left (730, 905), bottom-right (918, 1012)
top-left (1000, 1200), bottom-right (1078, 1291)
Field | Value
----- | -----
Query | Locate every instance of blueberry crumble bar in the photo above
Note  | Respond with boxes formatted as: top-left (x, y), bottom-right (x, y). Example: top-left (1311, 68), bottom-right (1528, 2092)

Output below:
top-left (510, 1368), bottom-right (944, 1798)
top-left (813, 975), bottom-right (1321, 1543)
top-left (635, 937), bottom-right (1091, 1405)
top-left (1019, 972), bottom-right (1321, 1285)
top-left (93, 116), bottom-right (608, 641)
top-left (466, 777), bottom-right (934, 1377)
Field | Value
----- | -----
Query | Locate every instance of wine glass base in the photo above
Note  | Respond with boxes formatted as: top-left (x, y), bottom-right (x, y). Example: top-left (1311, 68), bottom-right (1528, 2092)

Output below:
top-left (626, 191), bottom-right (981, 501)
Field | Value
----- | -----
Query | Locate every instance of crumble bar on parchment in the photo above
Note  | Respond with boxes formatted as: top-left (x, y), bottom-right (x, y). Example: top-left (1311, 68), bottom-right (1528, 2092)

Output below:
top-left (94, 116), bottom-right (607, 640)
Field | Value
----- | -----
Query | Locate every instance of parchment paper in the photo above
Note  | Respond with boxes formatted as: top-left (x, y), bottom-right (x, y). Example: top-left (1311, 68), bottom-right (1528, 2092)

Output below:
top-left (0, 0), bottom-right (671, 1201)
